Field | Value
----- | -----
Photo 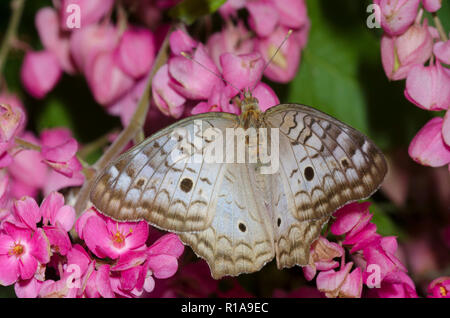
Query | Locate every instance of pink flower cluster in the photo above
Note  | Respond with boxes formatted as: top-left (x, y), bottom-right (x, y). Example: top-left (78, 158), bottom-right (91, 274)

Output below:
top-left (21, 0), bottom-right (159, 126)
top-left (0, 191), bottom-right (184, 298)
top-left (303, 202), bottom-right (418, 298)
top-left (0, 94), bottom-right (84, 200)
top-left (376, 0), bottom-right (450, 170)
top-left (152, 0), bottom-right (309, 118)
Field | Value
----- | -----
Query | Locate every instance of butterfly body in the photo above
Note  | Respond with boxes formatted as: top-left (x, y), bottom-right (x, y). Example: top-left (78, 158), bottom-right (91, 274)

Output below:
top-left (90, 94), bottom-right (387, 279)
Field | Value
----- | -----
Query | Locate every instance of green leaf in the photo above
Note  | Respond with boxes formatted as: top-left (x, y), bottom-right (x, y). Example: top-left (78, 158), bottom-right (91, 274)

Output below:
top-left (369, 201), bottom-right (407, 240)
top-left (36, 97), bottom-right (75, 133)
top-left (169, 0), bottom-right (227, 25)
top-left (287, 0), bottom-right (376, 134)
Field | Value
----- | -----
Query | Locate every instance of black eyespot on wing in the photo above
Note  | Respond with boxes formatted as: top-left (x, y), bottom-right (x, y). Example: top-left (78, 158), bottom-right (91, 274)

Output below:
top-left (277, 218), bottom-right (281, 227)
top-left (304, 166), bottom-right (314, 181)
top-left (180, 178), bottom-right (193, 193)
top-left (238, 223), bottom-right (246, 232)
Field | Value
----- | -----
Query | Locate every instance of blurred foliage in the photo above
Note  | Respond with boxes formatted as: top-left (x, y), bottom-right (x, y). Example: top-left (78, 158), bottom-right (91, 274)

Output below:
top-left (169, 0), bottom-right (227, 25)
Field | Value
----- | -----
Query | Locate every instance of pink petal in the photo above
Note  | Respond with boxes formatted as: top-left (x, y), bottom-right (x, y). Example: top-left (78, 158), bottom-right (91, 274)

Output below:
top-left (14, 278), bottom-right (43, 298)
top-left (60, 0), bottom-right (114, 30)
top-left (54, 205), bottom-right (76, 232)
top-left (345, 223), bottom-right (380, 253)
top-left (0, 254), bottom-right (19, 285)
top-left (148, 233), bottom-right (184, 258)
top-left (302, 265), bottom-right (317, 281)
top-left (42, 166), bottom-right (85, 196)
top-left (339, 267), bottom-right (363, 298)
top-left (0, 234), bottom-right (14, 255)
top-left (316, 262), bottom-right (353, 297)
top-left (123, 221), bottom-right (149, 250)
top-left (443, 111), bottom-right (450, 147)
top-left (168, 44), bottom-right (222, 100)
top-left (75, 208), bottom-right (98, 240)
top-left (82, 214), bottom-right (110, 258)
top-left (147, 254), bottom-right (178, 279)
top-left (169, 29), bottom-right (197, 56)
top-left (434, 40), bottom-right (450, 64)
top-left (21, 50), bottom-right (62, 99)
top-left (30, 228), bottom-right (51, 264)
top-left (331, 202), bottom-right (371, 236)
top-left (272, 0), bottom-right (308, 29)
top-left (422, 0), bottom-right (442, 12)
top-left (252, 82), bottom-right (280, 111)
top-left (43, 226), bottom-right (71, 256)
top-left (67, 244), bottom-right (91, 275)
top-left (115, 27), bottom-right (155, 79)
top-left (113, 249), bottom-right (147, 271)
top-left (42, 138), bottom-right (78, 163)
top-left (86, 51), bottom-right (134, 106)
top-left (96, 264), bottom-right (114, 298)
top-left (409, 117), bottom-right (450, 167)
top-left (119, 266), bottom-right (140, 291)
top-left (40, 191), bottom-right (65, 226)
top-left (152, 64), bottom-right (186, 118)
top-left (220, 52), bottom-right (264, 92)
top-left (13, 197), bottom-right (41, 231)
top-left (246, 0), bottom-right (279, 37)
top-left (18, 252), bottom-right (38, 280)
top-left (377, 0), bottom-right (420, 36)
top-left (405, 63), bottom-right (450, 111)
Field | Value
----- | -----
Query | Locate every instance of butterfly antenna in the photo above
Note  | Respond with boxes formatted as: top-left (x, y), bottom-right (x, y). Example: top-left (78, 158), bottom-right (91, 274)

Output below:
top-left (180, 51), bottom-right (244, 97)
top-left (252, 29), bottom-right (293, 91)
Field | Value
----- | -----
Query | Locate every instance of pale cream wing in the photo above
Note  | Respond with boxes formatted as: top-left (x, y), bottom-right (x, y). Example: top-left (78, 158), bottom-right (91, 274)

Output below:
top-left (179, 164), bottom-right (275, 279)
top-left (264, 104), bottom-right (387, 222)
top-left (90, 113), bottom-right (239, 232)
top-left (268, 170), bottom-right (329, 269)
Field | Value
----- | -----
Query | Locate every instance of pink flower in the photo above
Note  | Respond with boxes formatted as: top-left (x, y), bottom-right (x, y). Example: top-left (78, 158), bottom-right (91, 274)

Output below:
top-left (252, 82), bottom-right (280, 111)
top-left (257, 25), bottom-right (303, 83)
top-left (272, 0), bottom-right (308, 29)
top-left (169, 29), bottom-right (197, 56)
top-left (14, 277), bottom-right (44, 298)
top-left (191, 84), bottom-right (238, 115)
top-left (60, 0), bottom-right (114, 31)
top-left (206, 22), bottom-right (255, 71)
top-left (408, 117), bottom-right (450, 167)
top-left (404, 62), bottom-right (450, 111)
top-left (427, 276), bottom-right (450, 298)
top-left (35, 7), bottom-right (75, 74)
top-left (376, 270), bottom-right (418, 298)
top-left (374, 0), bottom-right (421, 36)
top-left (220, 52), bottom-right (264, 92)
top-left (381, 19), bottom-right (433, 80)
top-left (69, 24), bottom-right (118, 73)
top-left (0, 223), bottom-right (50, 285)
top-left (303, 236), bottom-right (343, 281)
top-left (40, 192), bottom-right (75, 232)
top-left (152, 64), bottom-right (186, 118)
top-left (246, 0), bottom-right (279, 37)
top-left (40, 128), bottom-right (83, 179)
top-left (316, 262), bottom-right (362, 298)
top-left (0, 100), bottom-right (25, 145)
top-left (21, 50), bottom-right (62, 99)
top-left (421, 0), bottom-right (442, 12)
top-left (12, 197), bottom-right (41, 231)
top-left (77, 209), bottom-right (149, 259)
top-left (86, 50), bottom-right (135, 106)
top-left (115, 27), bottom-right (155, 79)
top-left (8, 132), bottom-right (47, 198)
top-left (169, 44), bottom-right (223, 100)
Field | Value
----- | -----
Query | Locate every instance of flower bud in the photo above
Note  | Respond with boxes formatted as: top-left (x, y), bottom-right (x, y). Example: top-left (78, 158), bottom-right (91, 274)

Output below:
top-left (408, 117), bottom-right (450, 167)
top-left (247, 0), bottom-right (279, 37)
top-left (169, 29), bottom-right (197, 56)
top-left (404, 62), bottom-right (450, 111)
top-left (36, 7), bottom-right (75, 73)
top-left (374, 0), bottom-right (420, 36)
top-left (85, 51), bottom-right (134, 106)
top-left (257, 26), bottom-right (302, 83)
top-left (381, 19), bottom-right (433, 80)
top-left (152, 64), bottom-right (186, 118)
top-left (21, 50), bottom-right (62, 99)
top-left (422, 0), bottom-right (442, 13)
top-left (115, 27), bottom-right (155, 79)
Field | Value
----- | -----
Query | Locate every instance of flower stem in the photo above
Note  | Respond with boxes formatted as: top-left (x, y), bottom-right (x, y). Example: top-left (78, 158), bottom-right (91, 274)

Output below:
top-left (433, 13), bottom-right (448, 42)
top-left (72, 25), bottom-right (173, 219)
top-left (0, 0), bottom-right (25, 81)
top-left (14, 136), bottom-right (41, 151)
